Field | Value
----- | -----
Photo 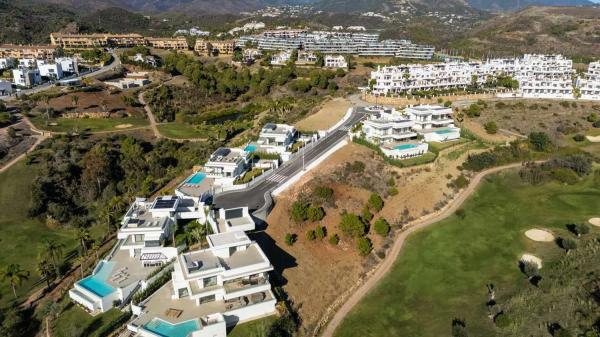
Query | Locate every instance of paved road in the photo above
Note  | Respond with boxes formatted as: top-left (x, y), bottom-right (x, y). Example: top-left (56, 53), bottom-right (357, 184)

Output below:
top-left (320, 161), bottom-right (529, 337)
top-left (214, 108), bottom-right (366, 210)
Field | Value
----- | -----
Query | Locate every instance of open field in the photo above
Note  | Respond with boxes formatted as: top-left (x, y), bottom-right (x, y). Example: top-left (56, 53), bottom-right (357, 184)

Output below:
top-left (53, 298), bottom-right (126, 337)
top-left (294, 98), bottom-right (352, 132)
top-left (264, 141), bottom-right (478, 335)
top-left (30, 116), bottom-right (149, 133)
top-left (157, 122), bottom-right (208, 139)
top-left (334, 171), bottom-right (600, 337)
top-left (228, 316), bottom-right (278, 337)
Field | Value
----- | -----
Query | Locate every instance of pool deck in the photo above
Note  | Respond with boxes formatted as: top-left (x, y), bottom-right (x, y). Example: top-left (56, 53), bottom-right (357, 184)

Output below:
top-left (176, 176), bottom-right (215, 198)
top-left (104, 249), bottom-right (157, 289)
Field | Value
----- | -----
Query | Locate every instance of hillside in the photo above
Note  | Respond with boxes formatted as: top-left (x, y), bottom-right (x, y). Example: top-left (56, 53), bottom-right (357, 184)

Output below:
top-left (449, 6), bottom-right (600, 60)
top-left (314, 0), bottom-right (476, 14)
top-left (467, 0), bottom-right (594, 11)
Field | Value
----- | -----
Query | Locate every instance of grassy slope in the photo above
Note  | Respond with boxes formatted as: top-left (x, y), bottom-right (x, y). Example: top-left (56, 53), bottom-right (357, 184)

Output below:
top-left (157, 123), bottom-right (207, 139)
top-left (30, 116), bottom-right (149, 133)
top-left (53, 298), bottom-right (123, 337)
top-left (334, 171), bottom-right (600, 337)
top-left (227, 316), bottom-right (278, 337)
top-left (0, 161), bottom-right (77, 306)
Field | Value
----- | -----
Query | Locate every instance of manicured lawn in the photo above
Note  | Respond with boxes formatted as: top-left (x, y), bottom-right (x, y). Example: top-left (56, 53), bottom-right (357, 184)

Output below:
top-left (228, 316), bottom-right (277, 337)
top-left (0, 161), bottom-right (78, 306)
top-left (334, 171), bottom-right (600, 337)
top-left (30, 116), bottom-right (149, 133)
top-left (53, 300), bottom-right (125, 337)
top-left (399, 152), bottom-right (437, 167)
top-left (157, 122), bottom-right (207, 139)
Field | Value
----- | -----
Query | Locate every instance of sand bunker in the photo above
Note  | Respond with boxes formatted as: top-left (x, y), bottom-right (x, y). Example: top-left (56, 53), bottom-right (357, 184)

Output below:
top-left (586, 135), bottom-right (600, 142)
top-left (520, 254), bottom-right (542, 269)
top-left (588, 218), bottom-right (600, 227)
top-left (524, 229), bottom-right (555, 242)
top-left (115, 124), bottom-right (134, 129)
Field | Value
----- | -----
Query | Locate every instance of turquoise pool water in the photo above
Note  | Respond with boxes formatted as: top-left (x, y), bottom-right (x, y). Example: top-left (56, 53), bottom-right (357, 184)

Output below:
top-left (434, 128), bottom-right (455, 135)
top-left (186, 172), bottom-right (206, 185)
top-left (394, 144), bottom-right (418, 150)
top-left (244, 144), bottom-right (257, 152)
top-left (144, 318), bottom-right (200, 337)
top-left (77, 261), bottom-right (116, 297)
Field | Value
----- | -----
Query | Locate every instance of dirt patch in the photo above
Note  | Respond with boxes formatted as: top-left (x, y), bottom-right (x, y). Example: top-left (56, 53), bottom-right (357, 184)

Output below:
top-left (294, 98), bottom-right (352, 132)
top-left (37, 90), bottom-right (144, 118)
top-left (114, 124), bottom-right (134, 129)
top-left (461, 118), bottom-right (514, 143)
top-left (520, 254), bottom-right (543, 269)
top-left (265, 141), bottom-right (475, 335)
top-left (588, 218), bottom-right (600, 227)
top-left (524, 229), bottom-right (555, 242)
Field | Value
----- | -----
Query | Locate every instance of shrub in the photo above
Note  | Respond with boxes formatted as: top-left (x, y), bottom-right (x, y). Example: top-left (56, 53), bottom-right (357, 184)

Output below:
top-left (555, 328), bottom-right (574, 337)
top-left (307, 206), bottom-right (325, 222)
top-left (290, 201), bottom-right (308, 223)
top-left (450, 175), bottom-right (469, 190)
top-left (373, 218), bottom-right (391, 237)
top-left (388, 187), bottom-right (399, 196)
top-left (519, 260), bottom-right (539, 279)
top-left (569, 223), bottom-right (590, 237)
top-left (444, 100), bottom-right (452, 107)
top-left (451, 318), bottom-right (468, 337)
top-left (593, 120), bottom-right (600, 128)
top-left (528, 132), bottom-right (551, 151)
top-left (560, 237), bottom-right (577, 253)
top-left (357, 237), bottom-right (373, 256)
top-left (573, 134), bottom-right (585, 142)
top-left (484, 121), bottom-right (498, 134)
top-left (587, 113), bottom-right (598, 123)
top-left (368, 193), bottom-right (384, 212)
top-left (362, 205), bottom-right (374, 222)
top-left (284, 233), bottom-right (296, 246)
top-left (313, 186), bottom-right (334, 203)
top-left (349, 160), bottom-right (365, 173)
top-left (339, 213), bottom-right (367, 237)
top-left (455, 209), bottom-right (466, 219)
top-left (464, 103), bottom-right (482, 117)
top-left (550, 168), bottom-right (579, 185)
top-left (315, 225), bottom-right (326, 240)
top-left (306, 230), bottom-right (316, 241)
top-left (494, 312), bottom-right (511, 328)
top-left (329, 234), bottom-right (340, 245)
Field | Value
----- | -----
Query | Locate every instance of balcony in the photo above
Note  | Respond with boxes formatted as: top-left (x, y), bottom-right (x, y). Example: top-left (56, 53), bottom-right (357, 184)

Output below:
top-left (223, 277), bottom-right (268, 294)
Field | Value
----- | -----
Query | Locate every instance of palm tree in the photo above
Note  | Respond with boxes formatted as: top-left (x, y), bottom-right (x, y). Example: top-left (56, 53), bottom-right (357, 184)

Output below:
top-left (91, 240), bottom-right (101, 262)
top-left (43, 95), bottom-right (51, 119)
top-left (0, 264), bottom-right (30, 298)
top-left (41, 239), bottom-right (65, 277)
top-left (76, 228), bottom-right (91, 256)
top-left (74, 255), bottom-right (86, 279)
top-left (36, 257), bottom-right (54, 289)
top-left (71, 95), bottom-right (79, 109)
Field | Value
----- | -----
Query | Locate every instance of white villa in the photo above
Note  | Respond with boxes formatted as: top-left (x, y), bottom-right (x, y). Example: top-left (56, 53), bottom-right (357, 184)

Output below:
top-left (362, 107), bottom-right (417, 144)
top-left (324, 55), bottom-right (347, 69)
top-left (269, 50), bottom-right (292, 65)
top-left (12, 68), bottom-right (41, 87)
top-left (246, 123), bottom-right (297, 155)
top-left (69, 195), bottom-right (206, 314)
top-left (204, 148), bottom-right (250, 184)
top-left (405, 105), bottom-right (460, 142)
top-left (37, 61), bottom-right (64, 80)
top-left (0, 57), bottom-right (15, 70)
top-left (127, 230), bottom-right (275, 337)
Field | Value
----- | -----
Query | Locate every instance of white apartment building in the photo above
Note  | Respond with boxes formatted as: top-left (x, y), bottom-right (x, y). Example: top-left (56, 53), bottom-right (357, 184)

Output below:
top-left (18, 58), bottom-right (36, 68)
top-left (127, 231), bottom-right (276, 337)
top-left (324, 55), bottom-right (347, 69)
top-left (577, 62), bottom-right (600, 100)
top-left (404, 105), bottom-right (460, 142)
top-left (38, 62), bottom-right (64, 80)
top-left (69, 195), bottom-right (206, 314)
top-left (12, 68), bottom-right (41, 87)
top-left (56, 57), bottom-right (78, 73)
top-left (361, 107), bottom-right (417, 144)
top-left (204, 148), bottom-right (249, 182)
top-left (269, 50), bottom-right (292, 65)
top-left (0, 57), bottom-right (15, 70)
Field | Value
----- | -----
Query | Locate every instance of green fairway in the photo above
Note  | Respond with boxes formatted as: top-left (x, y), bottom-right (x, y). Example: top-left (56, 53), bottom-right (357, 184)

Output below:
top-left (30, 116), bottom-right (149, 133)
top-left (0, 161), bottom-right (104, 307)
top-left (157, 123), bottom-right (207, 139)
top-left (334, 171), bottom-right (600, 337)
top-left (53, 299), bottom-right (127, 337)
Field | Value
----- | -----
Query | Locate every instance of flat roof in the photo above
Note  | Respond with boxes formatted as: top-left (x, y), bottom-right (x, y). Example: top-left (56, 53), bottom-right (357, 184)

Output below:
top-left (207, 231), bottom-right (250, 248)
top-left (207, 148), bottom-right (247, 164)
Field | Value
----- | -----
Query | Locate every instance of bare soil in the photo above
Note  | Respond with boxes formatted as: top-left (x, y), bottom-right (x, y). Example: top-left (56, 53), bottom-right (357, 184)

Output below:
top-left (265, 141), bottom-right (475, 335)
top-left (294, 98), bottom-right (352, 132)
top-left (38, 90), bottom-right (144, 118)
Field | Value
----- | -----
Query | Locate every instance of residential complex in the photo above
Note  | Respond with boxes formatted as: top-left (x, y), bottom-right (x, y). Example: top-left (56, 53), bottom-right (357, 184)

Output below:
top-left (146, 37), bottom-right (189, 50)
top-left (50, 33), bottom-right (147, 48)
top-left (238, 30), bottom-right (435, 60)
top-left (0, 44), bottom-right (57, 60)
top-left (577, 62), bottom-right (600, 100)
top-left (194, 40), bottom-right (236, 55)
top-left (368, 54), bottom-right (584, 100)
top-left (246, 123), bottom-right (298, 155)
top-left (324, 55), bottom-right (348, 69)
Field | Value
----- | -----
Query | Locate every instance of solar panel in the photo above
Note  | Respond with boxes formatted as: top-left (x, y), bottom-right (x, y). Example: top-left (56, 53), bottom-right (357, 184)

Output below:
top-left (225, 208), bottom-right (244, 220)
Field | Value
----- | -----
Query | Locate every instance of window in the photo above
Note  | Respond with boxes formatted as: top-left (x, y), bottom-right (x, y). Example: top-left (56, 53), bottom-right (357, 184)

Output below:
top-left (200, 294), bottom-right (216, 304)
top-left (203, 276), bottom-right (217, 287)
top-left (178, 288), bottom-right (189, 298)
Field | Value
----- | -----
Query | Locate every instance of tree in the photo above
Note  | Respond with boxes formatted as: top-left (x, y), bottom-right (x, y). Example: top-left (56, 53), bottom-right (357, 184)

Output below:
top-left (339, 213), bottom-right (367, 237)
top-left (357, 237), bottom-right (373, 256)
top-left (306, 206), bottom-right (325, 222)
top-left (76, 227), bottom-right (91, 255)
top-left (41, 238), bottom-right (65, 276)
top-left (284, 233), bottom-right (296, 246)
top-left (528, 132), bottom-right (551, 152)
top-left (494, 313), bottom-right (511, 328)
top-left (362, 205), bottom-right (373, 222)
top-left (570, 223), bottom-right (590, 237)
top-left (560, 237), bottom-right (577, 253)
top-left (0, 264), bottom-right (29, 298)
top-left (368, 193), bottom-right (384, 212)
top-left (71, 95), bottom-right (79, 109)
top-left (329, 234), bottom-right (339, 245)
top-left (373, 218), bottom-right (391, 237)
top-left (36, 257), bottom-right (54, 289)
top-left (484, 121), bottom-right (498, 134)
top-left (313, 186), bottom-right (334, 203)
top-left (306, 230), bottom-right (316, 241)
top-left (91, 240), bottom-right (101, 261)
top-left (75, 255), bottom-right (86, 278)
top-left (290, 201), bottom-right (308, 223)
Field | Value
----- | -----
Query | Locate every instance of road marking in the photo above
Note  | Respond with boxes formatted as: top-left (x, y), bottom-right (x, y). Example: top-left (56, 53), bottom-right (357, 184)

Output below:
top-left (338, 126), bottom-right (350, 131)
top-left (267, 174), bottom-right (287, 183)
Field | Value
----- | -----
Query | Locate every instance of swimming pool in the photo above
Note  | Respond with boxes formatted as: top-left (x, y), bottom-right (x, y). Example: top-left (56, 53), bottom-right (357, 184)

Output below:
top-left (244, 144), bottom-right (257, 152)
top-left (434, 128), bottom-right (455, 135)
top-left (144, 318), bottom-right (200, 337)
top-left (186, 172), bottom-right (206, 185)
top-left (77, 261), bottom-right (116, 297)
top-left (394, 144), bottom-right (418, 150)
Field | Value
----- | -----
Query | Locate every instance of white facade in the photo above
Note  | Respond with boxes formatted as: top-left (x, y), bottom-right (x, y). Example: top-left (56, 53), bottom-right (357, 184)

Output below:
top-left (18, 58), bottom-right (35, 68)
top-left (0, 57), bottom-right (15, 70)
top-left (204, 148), bottom-right (249, 181)
top-left (269, 50), bottom-right (292, 65)
top-left (56, 57), bottom-right (78, 73)
top-left (38, 62), bottom-right (64, 80)
top-left (577, 62), bottom-right (600, 100)
top-left (249, 123), bottom-right (297, 154)
top-left (405, 105), bottom-right (460, 142)
top-left (362, 107), bottom-right (417, 144)
top-left (12, 68), bottom-right (41, 87)
top-left (324, 55), bottom-right (347, 69)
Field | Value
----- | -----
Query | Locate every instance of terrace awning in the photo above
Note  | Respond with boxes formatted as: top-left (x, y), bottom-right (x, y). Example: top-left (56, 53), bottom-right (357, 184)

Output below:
top-left (140, 253), bottom-right (168, 261)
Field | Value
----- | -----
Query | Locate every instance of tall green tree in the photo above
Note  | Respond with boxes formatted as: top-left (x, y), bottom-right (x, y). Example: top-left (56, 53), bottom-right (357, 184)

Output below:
top-left (41, 239), bottom-right (65, 276)
top-left (0, 264), bottom-right (30, 298)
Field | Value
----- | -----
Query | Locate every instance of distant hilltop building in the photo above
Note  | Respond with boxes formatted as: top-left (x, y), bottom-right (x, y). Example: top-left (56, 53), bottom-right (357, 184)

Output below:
top-left (237, 30), bottom-right (434, 60)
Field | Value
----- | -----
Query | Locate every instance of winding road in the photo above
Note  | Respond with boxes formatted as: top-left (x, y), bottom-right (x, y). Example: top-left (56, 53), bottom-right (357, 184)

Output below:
top-left (321, 161), bottom-right (526, 337)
